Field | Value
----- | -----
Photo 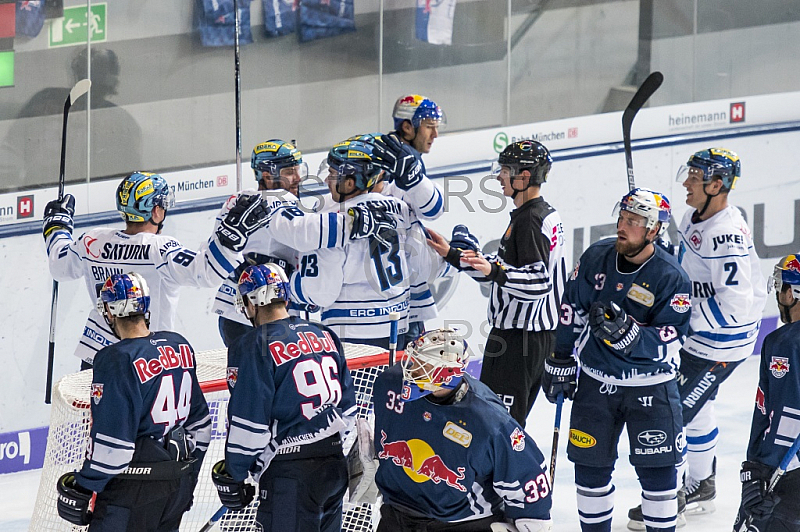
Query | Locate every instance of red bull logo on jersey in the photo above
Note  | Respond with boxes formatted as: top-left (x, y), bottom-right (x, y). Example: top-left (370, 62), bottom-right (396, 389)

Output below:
top-left (770, 357), bottom-right (790, 379)
top-left (269, 331), bottom-right (337, 366)
top-left (133, 344), bottom-right (195, 384)
top-left (510, 427), bottom-right (525, 451)
top-left (755, 386), bottom-right (766, 415)
top-left (378, 431), bottom-right (466, 492)
top-left (670, 294), bottom-right (691, 313)
top-left (226, 367), bottom-right (238, 389)
top-left (91, 383), bottom-right (104, 405)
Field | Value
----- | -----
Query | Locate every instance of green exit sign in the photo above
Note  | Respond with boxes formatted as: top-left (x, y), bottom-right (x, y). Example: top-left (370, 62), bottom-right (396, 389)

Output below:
top-left (49, 3), bottom-right (107, 48)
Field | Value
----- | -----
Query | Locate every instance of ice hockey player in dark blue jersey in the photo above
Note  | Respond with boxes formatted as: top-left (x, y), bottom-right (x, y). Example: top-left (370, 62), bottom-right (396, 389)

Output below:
top-left (211, 263), bottom-right (356, 531)
top-left (733, 254), bottom-right (800, 532)
top-left (365, 328), bottom-right (552, 531)
top-left (543, 188), bottom-right (692, 532)
top-left (56, 272), bottom-right (212, 531)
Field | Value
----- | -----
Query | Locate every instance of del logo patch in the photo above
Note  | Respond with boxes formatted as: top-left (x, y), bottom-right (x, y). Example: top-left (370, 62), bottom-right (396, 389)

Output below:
top-left (627, 284), bottom-right (654, 307)
top-left (443, 422), bottom-right (472, 448)
top-left (226, 367), bottom-right (239, 389)
top-left (91, 383), bottom-right (104, 405)
top-left (770, 357), bottom-right (790, 379)
top-left (670, 294), bottom-right (691, 313)
top-left (569, 429), bottom-right (596, 448)
top-left (510, 427), bottom-right (525, 451)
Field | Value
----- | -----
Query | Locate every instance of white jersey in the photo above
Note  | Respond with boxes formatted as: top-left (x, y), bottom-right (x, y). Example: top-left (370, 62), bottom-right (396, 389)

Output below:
top-left (291, 193), bottom-right (444, 341)
top-left (677, 205), bottom-right (767, 362)
top-left (46, 227), bottom-right (239, 364)
top-left (211, 190), bottom-right (352, 325)
top-left (382, 180), bottom-right (448, 322)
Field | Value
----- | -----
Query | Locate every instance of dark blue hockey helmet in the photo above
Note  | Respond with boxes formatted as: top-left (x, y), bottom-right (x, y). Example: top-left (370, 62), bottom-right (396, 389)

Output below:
top-left (681, 148), bottom-right (741, 190)
top-left (323, 136), bottom-right (384, 192)
top-left (235, 264), bottom-right (290, 317)
top-left (392, 95), bottom-right (446, 131)
top-left (96, 272), bottom-right (150, 319)
top-left (250, 139), bottom-right (304, 180)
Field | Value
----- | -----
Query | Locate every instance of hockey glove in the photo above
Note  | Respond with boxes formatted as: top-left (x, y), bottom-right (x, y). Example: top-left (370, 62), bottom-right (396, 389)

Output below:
top-left (56, 472), bottom-right (94, 526)
top-left (542, 354), bottom-right (578, 403)
top-left (450, 224), bottom-right (480, 252)
top-left (43, 194), bottom-right (76, 240)
top-left (740, 460), bottom-right (781, 521)
top-left (372, 134), bottom-right (423, 190)
top-left (216, 194), bottom-right (271, 252)
top-left (490, 518), bottom-right (553, 532)
top-left (348, 203), bottom-right (397, 250)
top-left (346, 418), bottom-right (380, 504)
top-left (211, 460), bottom-right (255, 511)
top-left (232, 253), bottom-right (294, 282)
top-left (589, 301), bottom-right (641, 354)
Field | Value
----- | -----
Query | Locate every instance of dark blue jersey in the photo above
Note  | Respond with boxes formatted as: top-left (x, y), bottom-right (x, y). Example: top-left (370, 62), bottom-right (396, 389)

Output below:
top-left (224, 316), bottom-right (356, 481)
top-left (76, 331), bottom-right (211, 493)
top-left (556, 238), bottom-right (692, 386)
top-left (747, 320), bottom-right (800, 472)
top-left (373, 365), bottom-right (552, 522)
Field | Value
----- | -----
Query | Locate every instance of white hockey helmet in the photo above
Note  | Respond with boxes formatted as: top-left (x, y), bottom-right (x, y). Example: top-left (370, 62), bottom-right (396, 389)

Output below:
top-left (401, 329), bottom-right (469, 401)
top-left (235, 263), bottom-right (290, 318)
top-left (612, 187), bottom-right (671, 238)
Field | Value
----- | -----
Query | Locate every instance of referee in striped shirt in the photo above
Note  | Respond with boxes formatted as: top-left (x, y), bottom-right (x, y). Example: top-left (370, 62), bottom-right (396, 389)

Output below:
top-left (431, 140), bottom-right (567, 426)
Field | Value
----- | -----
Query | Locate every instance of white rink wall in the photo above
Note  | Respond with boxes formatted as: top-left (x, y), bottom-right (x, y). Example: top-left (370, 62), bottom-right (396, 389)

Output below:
top-left (1, 93), bottom-right (798, 473)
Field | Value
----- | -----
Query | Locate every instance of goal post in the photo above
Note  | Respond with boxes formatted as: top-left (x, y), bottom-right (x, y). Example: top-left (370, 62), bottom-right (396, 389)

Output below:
top-left (30, 343), bottom-right (393, 532)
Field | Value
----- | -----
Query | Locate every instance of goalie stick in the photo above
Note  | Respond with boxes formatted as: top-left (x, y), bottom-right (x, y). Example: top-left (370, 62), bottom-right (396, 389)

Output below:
top-left (622, 71), bottom-right (663, 191)
top-left (45, 78), bottom-right (91, 404)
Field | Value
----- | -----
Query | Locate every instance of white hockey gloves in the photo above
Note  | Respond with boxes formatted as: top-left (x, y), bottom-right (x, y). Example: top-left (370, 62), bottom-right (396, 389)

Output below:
top-left (346, 418), bottom-right (380, 505)
top-left (216, 193), bottom-right (271, 252)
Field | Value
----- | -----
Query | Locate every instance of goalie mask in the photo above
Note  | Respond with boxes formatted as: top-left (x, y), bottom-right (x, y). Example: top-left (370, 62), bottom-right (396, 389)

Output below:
top-left (235, 264), bottom-right (290, 319)
top-left (96, 273), bottom-right (151, 334)
top-left (250, 139), bottom-right (307, 191)
top-left (116, 172), bottom-right (175, 224)
top-left (392, 94), bottom-right (447, 132)
top-left (612, 188), bottom-right (671, 238)
top-left (770, 254), bottom-right (800, 324)
top-left (401, 329), bottom-right (469, 402)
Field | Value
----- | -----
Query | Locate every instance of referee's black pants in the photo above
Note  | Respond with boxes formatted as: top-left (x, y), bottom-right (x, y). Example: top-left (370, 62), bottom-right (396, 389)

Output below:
top-left (479, 327), bottom-right (554, 427)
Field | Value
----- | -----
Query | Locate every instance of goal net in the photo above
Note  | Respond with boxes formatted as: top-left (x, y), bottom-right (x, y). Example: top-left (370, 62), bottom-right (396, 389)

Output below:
top-left (30, 343), bottom-right (391, 531)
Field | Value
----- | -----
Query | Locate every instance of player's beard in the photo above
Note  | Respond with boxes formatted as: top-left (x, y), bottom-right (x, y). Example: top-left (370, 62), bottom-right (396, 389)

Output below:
top-left (615, 235), bottom-right (646, 257)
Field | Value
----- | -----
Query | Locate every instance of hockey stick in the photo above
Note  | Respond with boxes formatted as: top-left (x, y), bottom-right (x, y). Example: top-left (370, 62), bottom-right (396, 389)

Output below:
top-left (622, 71), bottom-right (663, 191)
top-left (198, 505), bottom-right (227, 532)
top-left (388, 311), bottom-right (400, 366)
top-left (45, 78), bottom-right (91, 404)
top-left (549, 393), bottom-right (564, 489)
top-left (738, 433), bottom-right (800, 531)
top-left (233, 0), bottom-right (243, 192)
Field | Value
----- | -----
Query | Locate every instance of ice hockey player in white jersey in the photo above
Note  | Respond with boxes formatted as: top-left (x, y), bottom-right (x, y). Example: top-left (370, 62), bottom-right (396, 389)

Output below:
top-left (43, 171), bottom-right (269, 367)
top-left (292, 136), bottom-right (446, 349)
top-left (211, 138), bottom-right (399, 346)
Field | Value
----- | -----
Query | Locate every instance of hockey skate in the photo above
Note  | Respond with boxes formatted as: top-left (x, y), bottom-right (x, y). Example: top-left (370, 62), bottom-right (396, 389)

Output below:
top-left (626, 489), bottom-right (685, 531)
top-left (684, 472), bottom-right (716, 515)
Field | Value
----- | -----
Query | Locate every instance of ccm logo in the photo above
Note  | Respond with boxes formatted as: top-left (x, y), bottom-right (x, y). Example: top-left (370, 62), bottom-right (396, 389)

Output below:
top-left (443, 422), bottom-right (472, 448)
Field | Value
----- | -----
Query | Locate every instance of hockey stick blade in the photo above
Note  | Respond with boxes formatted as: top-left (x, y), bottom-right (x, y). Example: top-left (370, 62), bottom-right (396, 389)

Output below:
top-left (622, 71), bottom-right (663, 191)
top-left (46, 78), bottom-right (91, 405)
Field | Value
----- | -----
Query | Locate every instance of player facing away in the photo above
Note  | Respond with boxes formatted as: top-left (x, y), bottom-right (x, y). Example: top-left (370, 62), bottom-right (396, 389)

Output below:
top-left (732, 254), bottom-right (800, 532)
top-left (56, 273), bottom-right (211, 531)
top-left (371, 95), bottom-right (447, 342)
top-left (362, 328), bottom-right (553, 531)
top-left (212, 138), bottom-right (393, 346)
top-left (292, 136), bottom-right (442, 349)
top-left (430, 140), bottom-right (567, 426)
top-left (43, 171), bottom-right (269, 367)
top-left (543, 188), bottom-right (691, 532)
top-left (211, 263), bottom-right (356, 531)
top-left (672, 148), bottom-right (766, 516)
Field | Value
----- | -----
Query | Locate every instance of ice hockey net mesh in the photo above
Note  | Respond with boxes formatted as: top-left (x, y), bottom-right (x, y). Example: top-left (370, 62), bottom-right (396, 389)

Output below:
top-left (29, 343), bottom-right (391, 532)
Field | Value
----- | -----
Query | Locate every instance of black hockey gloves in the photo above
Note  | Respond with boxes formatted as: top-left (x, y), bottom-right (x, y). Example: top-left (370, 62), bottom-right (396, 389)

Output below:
top-left (542, 354), bottom-right (578, 403)
top-left (372, 134), bottom-right (423, 190)
top-left (216, 194), bottom-right (270, 252)
top-left (43, 194), bottom-right (75, 240)
top-left (450, 225), bottom-right (480, 252)
top-left (212, 460), bottom-right (255, 511)
top-left (589, 301), bottom-right (641, 354)
top-left (348, 203), bottom-right (397, 251)
top-left (740, 461), bottom-right (780, 521)
top-left (56, 472), bottom-right (94, 526)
